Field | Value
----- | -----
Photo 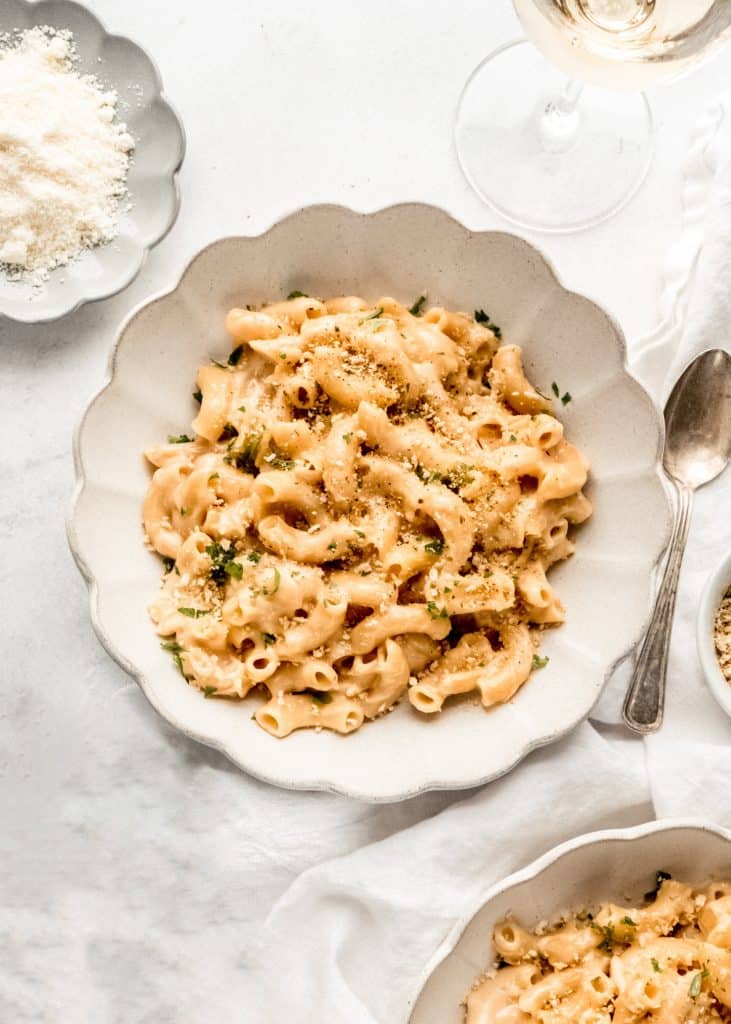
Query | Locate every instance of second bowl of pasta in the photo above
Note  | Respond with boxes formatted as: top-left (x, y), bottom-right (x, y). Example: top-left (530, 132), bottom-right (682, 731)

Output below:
top-left (69, 203), bottom-right (671, 800)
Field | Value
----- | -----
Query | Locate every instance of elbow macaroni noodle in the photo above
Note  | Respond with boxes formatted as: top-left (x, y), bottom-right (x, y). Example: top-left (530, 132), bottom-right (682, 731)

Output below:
top-left (466, 878), bottom-right (731, 1024)
top-left (142, 294), bottom-right (591, 738)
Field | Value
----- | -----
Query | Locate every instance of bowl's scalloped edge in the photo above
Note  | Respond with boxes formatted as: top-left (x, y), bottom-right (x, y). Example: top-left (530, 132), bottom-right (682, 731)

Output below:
top-left (67, 202), bottom-right (674, 802)
top-left (0, 0), bottom-right (186, 325)
top-left (404, 818), bottom-right (731, 1022)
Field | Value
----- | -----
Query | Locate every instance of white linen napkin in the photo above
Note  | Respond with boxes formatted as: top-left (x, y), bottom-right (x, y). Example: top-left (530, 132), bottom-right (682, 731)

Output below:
top-left (246, 103), bottom-right (731, 1024)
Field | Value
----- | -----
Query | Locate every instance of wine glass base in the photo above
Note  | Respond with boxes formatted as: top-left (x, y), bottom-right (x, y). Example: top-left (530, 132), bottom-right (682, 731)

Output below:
top-left (455, 40), bottom-right (654, 234)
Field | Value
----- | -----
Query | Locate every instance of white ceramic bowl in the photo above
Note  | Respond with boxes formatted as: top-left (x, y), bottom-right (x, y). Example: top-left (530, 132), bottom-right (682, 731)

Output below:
top-left (0, 0), bottom-right (185, 323)
top-left (408, 819), bottom-right (731, 1024)
top-left (68, 203), bottom-right (672, 801)
top-left (698, 548), bottom-right (731, 717)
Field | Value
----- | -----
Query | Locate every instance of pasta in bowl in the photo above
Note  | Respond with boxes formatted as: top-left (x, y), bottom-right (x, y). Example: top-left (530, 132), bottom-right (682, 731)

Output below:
top-left (143, 294), bottom-right (591, 738)
top-left (69, 203), bottom-right (670, 798)
top-left (408, 821), bottom-right (731, 1024)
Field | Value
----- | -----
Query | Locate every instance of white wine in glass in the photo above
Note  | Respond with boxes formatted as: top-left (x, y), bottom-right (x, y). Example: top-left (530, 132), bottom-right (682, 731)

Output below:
top-left (515, 0), bottom-right (731, 88)
top-left (455, 0), bottom-right (731, 232)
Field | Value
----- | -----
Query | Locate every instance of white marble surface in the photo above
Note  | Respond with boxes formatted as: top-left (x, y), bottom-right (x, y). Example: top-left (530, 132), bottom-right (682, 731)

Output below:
top-left (3, 1), bottom-right (731, 1020)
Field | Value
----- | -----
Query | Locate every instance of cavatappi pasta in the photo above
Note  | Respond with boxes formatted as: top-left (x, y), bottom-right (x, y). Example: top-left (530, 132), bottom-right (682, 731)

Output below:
top-left (466, 876), bottom-right (731, 1024)
top-left (142, 294), bottom-right (591, 738)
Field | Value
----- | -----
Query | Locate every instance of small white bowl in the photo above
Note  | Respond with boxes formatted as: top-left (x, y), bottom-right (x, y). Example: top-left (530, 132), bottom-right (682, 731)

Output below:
top-left (407, 819), bottom-right (731, 1024)
top-left (0, 0), bottom-right (185, 323)
top-left (698, 548), bottom-right (731, 717)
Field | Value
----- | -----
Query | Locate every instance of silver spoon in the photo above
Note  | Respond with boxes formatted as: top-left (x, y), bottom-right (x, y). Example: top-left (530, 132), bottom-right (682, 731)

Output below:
top-left (623, 348), bottom-right (731, 734)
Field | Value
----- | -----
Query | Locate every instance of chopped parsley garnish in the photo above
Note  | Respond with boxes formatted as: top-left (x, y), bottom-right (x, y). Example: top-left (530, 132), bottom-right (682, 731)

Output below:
top-left (287, 289), bottom-right (308, 300)
top-left (206, 542), bottom-right (243, 585)
top-left (361, 307), bottom-right (383, 322)
top-left (162, 556), bottom-right (175, 574)
top-left (474, 309), bottom-right (502, 339)
top-left (178, 607), bottom-right (209, 618)
top-left (161, 640), bottom-right (187, 679)
top-left (262, 445), bottom-right (294, 470)
top-left (179, 507), bottom-right (191, 517)
top-left (225, 432), bottom-right (262, 474)
top-left (551, 381), bottom-right (560, 397)
top-left (409, 295), bottom-right (426, 316)
top-left (532, 654), bottom-right (550, 670)
top-left (228, 344), bottom-right (244, 366)
top-left (414, 464), bottom-right (443, 485)
top-left (220, 423), bottom-right (239, 441)
top-left (426, 601), bottom-right (449, 620)
top-left (689, 970), bottom-right (708, 999)
top-left (443, 463), bottom-right (475, 491)
top-left (262, 567), bottom-right (281, 597)
top-left (247, 551), bottom-right (261, 564)
top-left (620, 916), bottom-right (636, 928)
top-left (509, 434), bottom-right (517, 442)
top-left (208, 472), bottom-right (219, 483)
top-left (168, 434), bottom-right (193, 444)
top-left (651, 958), bottom-right (662, 973)
top-left (305, 689), bottom-right (333, 704)
top-left (354, 529), bottom-right (366, 539)
top-left (192, 389), bottom-right (203, 404)
top-left (202, 686), bottom-right (217, 698)
top-left (342, 432), bottom-right (353, 443)
top-left (424, 538), bottom-right (444, 555)
top-left (644, 870), bottom-right (672, 902)
top-left (591, 922), bottom-right (616, 954)
top-left (561, 391), bottom-right (572, 405)
top-left (262, 633), bottom-right (277, 647)
top-left (327, 542), bottom-right (338, 552)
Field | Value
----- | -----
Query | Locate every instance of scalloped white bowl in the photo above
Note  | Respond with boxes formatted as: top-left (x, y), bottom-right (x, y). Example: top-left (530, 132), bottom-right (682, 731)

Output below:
top-left (0, 0), bottom-right (184, 323)
top-left (407, 820), bottom-right (731, 1024)
top-left (69, 203), bottom-right (671, 801)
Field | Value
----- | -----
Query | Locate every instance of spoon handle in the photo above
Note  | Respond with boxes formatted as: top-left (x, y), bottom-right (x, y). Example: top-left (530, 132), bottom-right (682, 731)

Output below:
top-left (622, 483), bottom-right (693, 734)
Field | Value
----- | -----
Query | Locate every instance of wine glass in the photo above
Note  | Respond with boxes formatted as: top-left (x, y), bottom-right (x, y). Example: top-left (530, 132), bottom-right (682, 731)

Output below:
top-left (455, 1), bottom-right (731, 233)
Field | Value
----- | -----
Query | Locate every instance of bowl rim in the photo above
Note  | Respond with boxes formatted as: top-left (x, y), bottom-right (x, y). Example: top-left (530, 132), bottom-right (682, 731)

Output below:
top-left (0, 0), bottom-right (186, 324)
top-left (697, 546), bottom-right (731, 716)
top-left (405, 816), bottom-right (731, 1022)
top-left (67, 201), bottom-right (673, 801)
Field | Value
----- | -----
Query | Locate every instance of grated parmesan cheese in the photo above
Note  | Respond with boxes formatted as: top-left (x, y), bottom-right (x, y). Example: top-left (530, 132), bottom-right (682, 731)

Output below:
top-left (0, 26), bottom-right (134, 283)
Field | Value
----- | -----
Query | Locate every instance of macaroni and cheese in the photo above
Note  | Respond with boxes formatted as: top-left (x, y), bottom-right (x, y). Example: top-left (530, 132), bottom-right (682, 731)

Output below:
top-left (142, 294), bottom-right (591, 738)
top-left (466, 876), bottom-right (731, 1023)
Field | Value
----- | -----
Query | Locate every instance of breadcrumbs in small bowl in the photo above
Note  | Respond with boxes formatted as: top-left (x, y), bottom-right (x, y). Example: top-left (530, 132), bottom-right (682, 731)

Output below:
top-left (698, 550), bottom-right (731, 719)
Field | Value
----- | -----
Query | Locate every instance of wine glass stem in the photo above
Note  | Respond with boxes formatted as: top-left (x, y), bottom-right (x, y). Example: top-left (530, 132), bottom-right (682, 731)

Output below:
top-left (540, 79), bottom-right (584, 154)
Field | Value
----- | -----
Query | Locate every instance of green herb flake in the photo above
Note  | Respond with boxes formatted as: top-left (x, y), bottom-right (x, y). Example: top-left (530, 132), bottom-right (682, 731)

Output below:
top-left (561, 392), bottom-right (572, 405)
top-left (202, 686), bottom-right (218, 699)
top-left (168, 434), bottom-right (193, 444)
top-left (305, 688), bottom-right (333, 704)
top-left (651, 958), bottom-right (662, 973)
top-left (238, 405), bottom-right (247, 412)
top-left (361, 307), bottom-right (384, 322)
top-left (409, 295), bottom-right (426, 317)
top-left (354, 529), bottom-right (366, 539)
top-left (551, 381), bottom-right (560, 398)
top-left (179, 507), bottom-right (191, 517)
top-left (591, 922), bottom-right (616, 954)
top-left (532, 654), bottom-right (550, 670)
top-left (247, 551), bottom-right (261, 564)
top-left (342, 432), bottom-right (353, 444)
top-left (262, 633), bottom-right (277, 647)
top-left (162, 556), bottom-right (175, 574)
top-left (327, 542), bottom-right (338, 552)
top-left (620, 916), bottom-right (636, 928)
top-left (206, 542), bottom-right (243, 585)
top-left (689, 970), bottom-right (708, 999)
top-left (424, 538), bottom-right (444, 556)
top-left (287, 289), bottom-right (308, 300)
top-left (178, 607), bottom-right (209, 618)
top-left (262, 445), bottom-right (294, 470)
top-left (426, 601), bottom-right (449, 620)
top-left (226, 433), bottom-right (262, 475)
top-left (208, 472), bottom-right (219, 483)
top-left (474, 309), bottom-right (502, 338)
top-left (509, 434), bottom-right (517, 442)
top-left (192, 389), bottom-right (203, 404)
top-left (228, 344), bottom-right (244, 366)
top-left (161, 640), bottom-right (187, 678)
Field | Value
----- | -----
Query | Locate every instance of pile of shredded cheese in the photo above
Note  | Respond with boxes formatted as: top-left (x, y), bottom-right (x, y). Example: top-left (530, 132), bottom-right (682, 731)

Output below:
top-left (0, 26), bottom-right (134, 283)
top-left (715, 588), bottom-right (731, 684)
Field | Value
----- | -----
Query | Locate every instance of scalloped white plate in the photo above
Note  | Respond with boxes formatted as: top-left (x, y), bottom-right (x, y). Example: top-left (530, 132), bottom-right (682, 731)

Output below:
top-left (0, 0), bottom-right (185, 323)
top-left (68, 204), bottom-right (672, 801)
top-left (408, 819), bottom-right (731, 1023)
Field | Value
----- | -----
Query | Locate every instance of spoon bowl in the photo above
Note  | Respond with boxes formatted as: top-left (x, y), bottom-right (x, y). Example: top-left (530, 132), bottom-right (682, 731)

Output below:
top-left (624, 348), bottom-right (731, 733)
